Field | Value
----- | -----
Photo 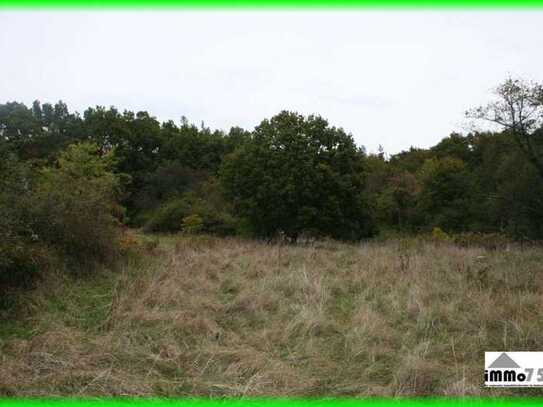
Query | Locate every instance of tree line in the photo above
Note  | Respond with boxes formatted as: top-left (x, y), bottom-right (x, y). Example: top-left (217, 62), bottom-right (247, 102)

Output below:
top-left (1, 78), bottom-right (543, 292)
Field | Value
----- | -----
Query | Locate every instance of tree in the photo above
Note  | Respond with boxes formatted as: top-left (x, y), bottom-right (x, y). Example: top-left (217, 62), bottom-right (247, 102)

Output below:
top-left (0, 100), bottom-right (83, 161)
top-left (490, 147), bottom-right (543, 238)
top-left (431, 133), bottom-right (474, 165)
top-left (416, 157), bottom-right (473, 232)
top-left (159, 118), bottom-right (229, 173)
top-left (32, 142), bottom-right (125, 267)
top-left (382, 172), bottom-right (420, 230)
top-left (467, 78), bottom-right (543, 180)
top-left (220, 111), bottom-right (375, 241)
top-left (0, 102), bottom-right (42, 156)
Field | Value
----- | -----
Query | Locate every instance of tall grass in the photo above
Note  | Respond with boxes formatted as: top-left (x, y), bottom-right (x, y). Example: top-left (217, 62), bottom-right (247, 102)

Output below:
top-left (1, 235), bottom-right (543, 396)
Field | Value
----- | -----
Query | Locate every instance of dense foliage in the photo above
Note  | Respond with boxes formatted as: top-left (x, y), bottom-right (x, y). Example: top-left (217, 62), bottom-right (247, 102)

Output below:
top-left (0, 142), bottom-right (123, 294)
top-left (2, 77), bottom-right (543, 293)
top-left (220, 111), bottom-right (375, 240)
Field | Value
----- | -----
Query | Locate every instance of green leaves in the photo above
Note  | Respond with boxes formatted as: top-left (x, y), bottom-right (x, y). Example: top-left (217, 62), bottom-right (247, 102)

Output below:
top-left (31, 142), bottom-right (125, 267)
top-left (220, 111), bottom-right (375, 241)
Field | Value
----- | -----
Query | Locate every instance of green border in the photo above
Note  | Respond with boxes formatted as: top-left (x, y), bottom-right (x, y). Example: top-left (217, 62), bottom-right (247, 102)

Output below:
top-left (1, 0), bottom-right (543, 8)
top-left (1, 0), bottom-right (542, 403)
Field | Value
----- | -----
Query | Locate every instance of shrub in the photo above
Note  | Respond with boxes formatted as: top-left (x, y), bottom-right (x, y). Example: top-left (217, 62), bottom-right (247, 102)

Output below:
top-left (129, 164), bottom-right (208, 226)
top-left (184, 178), bottom-right (238, 236)
top-left (143, 198), bottom-right (191, 233)
top-left (1, 143), bottom-right (124, 297)
top-left (431, 227), bottom-right (451, 243)
top-left (182, 214), bottom-right (204, 234)
top-left (144, 178), bottom-right (237, 236)
top-left (0, 154), bottom-right (45, 292)
top-left (416, 157), bottom-right (474, 232)
top-left (30, 142), bottom-right (124, 269)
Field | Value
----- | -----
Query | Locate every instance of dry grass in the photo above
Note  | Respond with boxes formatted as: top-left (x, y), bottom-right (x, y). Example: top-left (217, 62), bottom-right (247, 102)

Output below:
top-left (2, 234), bottom-right (543, 396)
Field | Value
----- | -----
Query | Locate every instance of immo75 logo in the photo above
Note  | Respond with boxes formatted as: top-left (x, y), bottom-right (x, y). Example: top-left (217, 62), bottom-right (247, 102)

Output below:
top-left (485, 352), bottom-right (543, 387)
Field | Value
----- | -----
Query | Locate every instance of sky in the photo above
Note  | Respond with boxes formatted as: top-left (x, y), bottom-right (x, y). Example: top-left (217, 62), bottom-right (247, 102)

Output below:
top-left (1, 11), bottom-right (542, 154)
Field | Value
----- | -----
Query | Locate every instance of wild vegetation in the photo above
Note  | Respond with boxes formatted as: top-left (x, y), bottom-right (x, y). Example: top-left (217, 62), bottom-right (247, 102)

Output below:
top-left (1, 77), bottom-right (543, 396)
top-left (2, 234), bottom-right (543, 396)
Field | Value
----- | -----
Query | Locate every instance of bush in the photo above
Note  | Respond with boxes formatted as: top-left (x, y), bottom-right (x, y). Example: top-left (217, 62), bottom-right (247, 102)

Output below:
top-left (144, 178), bottom-right (237, 236)
top-left (129, 164), bottom-right (208, 226)
top-left (182, 214), bottom-right (204, 234)
top-left (30, 143), bottom-right (124, 269)
top-left (431, 227), bottom-right (451, 243)
top-left (0, 154), bottom-right (46, 291)
top-left (416, 157), bottom-right (473, 232)
top-left (143, 198), bottom-right (191, 233)
top-left (1, 143), bottom-right (125, 296)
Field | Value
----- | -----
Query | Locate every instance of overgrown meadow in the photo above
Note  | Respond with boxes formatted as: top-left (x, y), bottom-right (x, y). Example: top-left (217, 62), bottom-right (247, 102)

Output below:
top-left (2, 234), bottom-right (543, 396)
top-left (1, 78), bottom-right (543, 396)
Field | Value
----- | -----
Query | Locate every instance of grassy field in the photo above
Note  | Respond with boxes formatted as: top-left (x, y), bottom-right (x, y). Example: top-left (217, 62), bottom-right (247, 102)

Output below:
top-left (2, 234), bottom-right (543, 396)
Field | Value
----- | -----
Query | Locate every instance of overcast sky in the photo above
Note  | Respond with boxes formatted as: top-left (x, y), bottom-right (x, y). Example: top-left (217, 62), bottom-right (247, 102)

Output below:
top-left (1, 11), bottom-right (542, 154)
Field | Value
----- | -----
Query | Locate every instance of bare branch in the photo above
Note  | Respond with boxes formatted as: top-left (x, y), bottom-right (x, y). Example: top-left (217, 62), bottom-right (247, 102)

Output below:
top-left (466, 77), bottom-right (543, 181)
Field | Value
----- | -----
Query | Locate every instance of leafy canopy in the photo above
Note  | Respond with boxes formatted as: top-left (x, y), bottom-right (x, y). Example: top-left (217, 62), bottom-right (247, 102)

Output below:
top-left (220, 111), bottom-right (375, 241)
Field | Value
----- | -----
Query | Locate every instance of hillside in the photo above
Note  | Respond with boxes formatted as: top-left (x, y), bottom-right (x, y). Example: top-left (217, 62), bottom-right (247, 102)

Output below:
top-left (2, 234), bottom-right (543, 396)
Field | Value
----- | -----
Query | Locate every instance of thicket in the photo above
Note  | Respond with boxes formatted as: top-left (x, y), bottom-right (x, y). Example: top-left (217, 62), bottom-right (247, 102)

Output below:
top-left (0, 142), bottom-right (124, 297)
